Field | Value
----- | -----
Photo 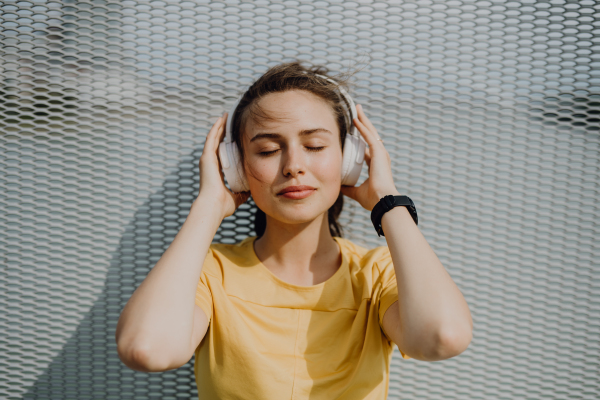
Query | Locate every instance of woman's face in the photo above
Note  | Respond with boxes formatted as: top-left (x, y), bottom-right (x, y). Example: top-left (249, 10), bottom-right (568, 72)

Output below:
top-left (242, 89), bottom-right (343, 226)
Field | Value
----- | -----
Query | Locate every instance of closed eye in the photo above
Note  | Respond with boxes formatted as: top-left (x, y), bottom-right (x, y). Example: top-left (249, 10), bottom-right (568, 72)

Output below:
top-left (259, 149), bottom-right (278, 156)
top-left (258, 147), bottom-right (326, 157)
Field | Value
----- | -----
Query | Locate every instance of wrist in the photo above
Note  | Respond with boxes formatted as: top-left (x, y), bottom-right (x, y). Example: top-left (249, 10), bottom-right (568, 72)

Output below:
top-left (381, 204), bottom-right (410, 222)
top-left (192, 194), bottom-right (227, 224)
top-left (380, 206), bottom-right (415, 237)
top-left (370, 194), bottom-right (418, 236)
top-left (370, 189), bottom-right (402, 210)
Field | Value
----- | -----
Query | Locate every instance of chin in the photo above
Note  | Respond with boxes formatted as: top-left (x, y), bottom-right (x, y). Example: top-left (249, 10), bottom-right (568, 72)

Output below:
top-left (259, 198), bottom-right (329, 226)
top-left (280, 209), bottom-right (324, 224)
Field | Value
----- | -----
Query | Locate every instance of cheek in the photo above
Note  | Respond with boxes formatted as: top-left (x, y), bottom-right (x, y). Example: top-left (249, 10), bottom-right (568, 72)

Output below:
top-left (244, 157), bottom-right (277, 193)
top-left (253, 157), bottom-right (280, 178)
top-left (316, 150), bottom-right (343, 182)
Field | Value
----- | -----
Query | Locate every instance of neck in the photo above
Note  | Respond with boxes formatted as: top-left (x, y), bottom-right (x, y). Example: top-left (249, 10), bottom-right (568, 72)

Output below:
top-left (253, 212), bottom-right (340, 279)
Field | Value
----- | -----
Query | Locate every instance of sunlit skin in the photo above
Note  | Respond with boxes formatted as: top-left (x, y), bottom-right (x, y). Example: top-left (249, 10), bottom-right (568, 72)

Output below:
top-left (239, 90), bottom-right (344, 285)
top-left (243, 90), bottom-right (343, 227)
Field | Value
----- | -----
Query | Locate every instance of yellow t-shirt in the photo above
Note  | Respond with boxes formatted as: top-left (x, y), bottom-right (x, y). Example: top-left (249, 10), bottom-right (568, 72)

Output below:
top-left (194, 235), bottom-right (410, 400)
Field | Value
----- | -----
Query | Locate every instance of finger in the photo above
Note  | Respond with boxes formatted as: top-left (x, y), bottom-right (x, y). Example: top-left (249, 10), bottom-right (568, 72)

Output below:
top-left (356, 104), bottom-right (379, 137)
top-left (353, 116), bottom-right (378, 148)
top-left (204, 114), bottom-right (225, 152)
top-left (213, 112), bottom-right (228, 153)
top-left (217, 112), bottom-right (228, 144)
top-left (364, 145), bottom-right (371, 163)
top-left (218, 155), bottom-right (225, 180)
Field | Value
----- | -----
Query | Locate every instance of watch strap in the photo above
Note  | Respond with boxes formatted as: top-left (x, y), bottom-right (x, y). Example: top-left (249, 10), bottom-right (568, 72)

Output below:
top-left (370, 195), bottom-right (418, 237)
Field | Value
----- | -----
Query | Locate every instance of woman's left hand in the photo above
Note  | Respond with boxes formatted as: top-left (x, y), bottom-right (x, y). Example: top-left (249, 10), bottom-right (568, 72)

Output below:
top-left (340, 104), bottom-right (401, 211)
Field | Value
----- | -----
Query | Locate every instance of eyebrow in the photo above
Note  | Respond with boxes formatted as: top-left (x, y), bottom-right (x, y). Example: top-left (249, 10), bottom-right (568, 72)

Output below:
top-left (249, 128), bottom-right (332, 143)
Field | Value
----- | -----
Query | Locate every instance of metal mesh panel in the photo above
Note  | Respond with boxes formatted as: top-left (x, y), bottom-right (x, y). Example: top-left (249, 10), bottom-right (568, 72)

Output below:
top-left (1, 0), bottom-right (599, 399)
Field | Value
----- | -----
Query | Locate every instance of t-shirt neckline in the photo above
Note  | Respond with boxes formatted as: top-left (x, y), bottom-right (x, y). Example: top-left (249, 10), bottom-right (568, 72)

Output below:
top-left (246, 235), bottom-right (348, 291)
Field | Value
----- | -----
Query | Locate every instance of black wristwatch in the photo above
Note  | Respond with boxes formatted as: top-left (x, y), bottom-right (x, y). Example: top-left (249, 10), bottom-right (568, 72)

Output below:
top-left (371, 195), bottom-right (418, 237)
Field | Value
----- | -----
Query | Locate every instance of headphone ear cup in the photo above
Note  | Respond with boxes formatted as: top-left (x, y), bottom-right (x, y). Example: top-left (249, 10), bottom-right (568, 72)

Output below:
top-left (340, 132), bottom-right (366, 186)
top-left (340, 134), bottom-right (355, 185)
top-left (219, 141), bottom-right (249, 193)
top-left (230, 143), bottom-right (250, 192)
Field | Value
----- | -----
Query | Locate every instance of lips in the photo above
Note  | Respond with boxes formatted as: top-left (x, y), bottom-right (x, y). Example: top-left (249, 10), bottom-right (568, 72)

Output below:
top-left (278, 185), bottom-right (317, 195)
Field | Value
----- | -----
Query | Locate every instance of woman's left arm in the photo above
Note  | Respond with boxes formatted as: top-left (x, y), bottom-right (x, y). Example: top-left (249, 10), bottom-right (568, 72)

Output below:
top-left (380, 205), bottom-right (473, 361)
top-left (340, 104), bottom-right (473, 361)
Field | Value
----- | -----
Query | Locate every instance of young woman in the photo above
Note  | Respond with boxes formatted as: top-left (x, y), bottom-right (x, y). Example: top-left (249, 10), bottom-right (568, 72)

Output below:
top-left (116, 61), bottom-right (473, 399)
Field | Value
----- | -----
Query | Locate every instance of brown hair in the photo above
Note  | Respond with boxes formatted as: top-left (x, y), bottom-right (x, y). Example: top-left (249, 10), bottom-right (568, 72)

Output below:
top-left (231, 61), bottom-right (355, 238)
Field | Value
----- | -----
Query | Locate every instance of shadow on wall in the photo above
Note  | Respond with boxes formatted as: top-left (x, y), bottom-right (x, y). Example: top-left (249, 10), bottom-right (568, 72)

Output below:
top-left (529, 93), bottom-right (600, 137)
top-left (24, 151), bottom-right (256, 399)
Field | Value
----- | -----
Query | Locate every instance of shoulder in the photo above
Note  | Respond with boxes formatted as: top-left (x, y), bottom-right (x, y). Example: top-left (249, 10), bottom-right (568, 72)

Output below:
top-left (335, 237), bottom-right (393, 276)
top-left (203, 236), bottom-right (257, 281)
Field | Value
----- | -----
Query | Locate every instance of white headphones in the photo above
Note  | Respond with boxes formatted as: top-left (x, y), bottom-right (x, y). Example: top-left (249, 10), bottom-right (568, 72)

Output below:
top-left (218, 73), bottom-right (367, 193)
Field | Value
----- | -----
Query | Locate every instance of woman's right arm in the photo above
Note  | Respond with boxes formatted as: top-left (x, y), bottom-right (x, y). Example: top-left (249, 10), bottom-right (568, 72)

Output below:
top-left (115, 112), bottom-right (250, 372)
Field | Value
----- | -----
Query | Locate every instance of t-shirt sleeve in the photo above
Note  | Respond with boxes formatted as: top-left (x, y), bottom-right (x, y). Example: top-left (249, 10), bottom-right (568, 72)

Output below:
top-left (195, 247), bottom-right (216, 323)
top-left (376, 247), bottom-right (411, 360)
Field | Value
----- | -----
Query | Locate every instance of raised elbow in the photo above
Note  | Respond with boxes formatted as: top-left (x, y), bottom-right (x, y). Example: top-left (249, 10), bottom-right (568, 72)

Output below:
top-left (117, 342), bottom-right (172, 373)
top-left (436, 327), bottom-right (473, 360)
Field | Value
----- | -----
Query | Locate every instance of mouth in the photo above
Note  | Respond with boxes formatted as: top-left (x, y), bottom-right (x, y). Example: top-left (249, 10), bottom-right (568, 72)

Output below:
top-left (277, 185), bottom-right (317, 199)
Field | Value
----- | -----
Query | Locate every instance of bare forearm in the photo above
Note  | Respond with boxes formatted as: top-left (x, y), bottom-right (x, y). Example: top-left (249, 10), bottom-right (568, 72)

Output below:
top-left (115, 194), bottom-right (222, 369)
top-left (382, 205), bottom-right (472, 358)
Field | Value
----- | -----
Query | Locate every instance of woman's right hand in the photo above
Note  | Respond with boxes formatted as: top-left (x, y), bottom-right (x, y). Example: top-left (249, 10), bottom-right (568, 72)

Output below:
top-left (197, 111), bottom-right (251, 219)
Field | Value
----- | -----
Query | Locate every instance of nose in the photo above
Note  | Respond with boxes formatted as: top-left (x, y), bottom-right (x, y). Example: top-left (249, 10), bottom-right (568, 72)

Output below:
top-left (281, 145), bottom-right (306, 178)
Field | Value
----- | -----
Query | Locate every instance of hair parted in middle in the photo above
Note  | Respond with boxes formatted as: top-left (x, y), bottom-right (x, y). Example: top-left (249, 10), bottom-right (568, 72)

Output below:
top-left (230, 60), bottom-right (359, 239)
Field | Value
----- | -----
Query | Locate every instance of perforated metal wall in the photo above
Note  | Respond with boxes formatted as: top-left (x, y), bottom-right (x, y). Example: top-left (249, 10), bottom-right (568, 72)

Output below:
top-left (1, 1), bottom-right (599, 399)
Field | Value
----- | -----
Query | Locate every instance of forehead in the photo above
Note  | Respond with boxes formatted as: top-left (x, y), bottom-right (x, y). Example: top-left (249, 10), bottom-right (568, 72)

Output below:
top-left (245, 90), bottom-right (338, 135)
top-left (258, 89), bottom-right (329, 109)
